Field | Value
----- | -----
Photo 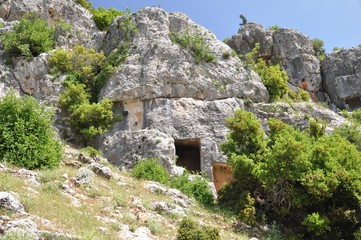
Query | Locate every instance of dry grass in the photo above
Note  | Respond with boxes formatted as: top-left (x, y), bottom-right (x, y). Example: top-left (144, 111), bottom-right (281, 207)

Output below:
top-left (0, 161), bottom-right (248, 240)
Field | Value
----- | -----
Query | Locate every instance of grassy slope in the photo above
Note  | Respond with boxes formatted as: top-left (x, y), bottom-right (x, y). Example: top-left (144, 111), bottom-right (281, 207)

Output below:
top-left (0, 153), bottom-right (248, 240)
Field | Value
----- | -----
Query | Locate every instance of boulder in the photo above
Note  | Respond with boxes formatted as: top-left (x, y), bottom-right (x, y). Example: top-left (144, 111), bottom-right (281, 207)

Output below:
top-left (227, 23), bottom-right (273, 57)
top-left (99, 128), bottom-right (175, 170)
top-left (0, 192), bottom-right (25, 214)
top-left (322, 46), bottom-right (361, 110)
top-left (12, 53), bottom-right (63, 101)
top-left (90, 163), bottom-right (113, 179)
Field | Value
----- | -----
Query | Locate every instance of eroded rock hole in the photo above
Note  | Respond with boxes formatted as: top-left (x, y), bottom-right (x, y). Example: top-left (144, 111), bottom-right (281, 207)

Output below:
top-left (175, 139), bottom-right (201, 172)
top-left (346, 96), bottom-right (361, 110)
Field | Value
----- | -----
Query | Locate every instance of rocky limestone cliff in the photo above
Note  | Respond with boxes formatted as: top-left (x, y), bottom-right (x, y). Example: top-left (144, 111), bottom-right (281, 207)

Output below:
top-left (322, 46), bottom-right (361, 110)
top-left (97, 7), bottom-right (269, 176)
top-left (0, 0), bottom-right (103, 49)
top-left (0, 1), bottom-right (358, 181)
top-left (228, 23), bottom-right (322, 92)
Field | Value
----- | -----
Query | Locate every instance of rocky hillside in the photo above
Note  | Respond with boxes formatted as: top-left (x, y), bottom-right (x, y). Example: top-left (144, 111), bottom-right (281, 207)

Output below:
top-left (0, 0), bottom-right (361, 239)
top-left (0, 147), bottom-right (249, 239)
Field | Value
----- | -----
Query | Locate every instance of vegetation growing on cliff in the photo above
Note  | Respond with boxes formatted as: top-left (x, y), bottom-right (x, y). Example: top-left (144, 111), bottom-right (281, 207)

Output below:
top-left (219, 109), bottom-right (361, 239)
top-left (241, 43), bottom-right (289, 102)
top-left (0, 13), bottom-right (55, 57)
top-left (170, 30), bottom-right (216, 64)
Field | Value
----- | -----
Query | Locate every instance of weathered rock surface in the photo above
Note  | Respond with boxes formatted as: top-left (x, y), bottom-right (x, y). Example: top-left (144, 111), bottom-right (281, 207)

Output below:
top-left (322, 46), bottom-right (361, 110)
top-left (252, 102), bottom-right (347, 134)
top-left (0, 0), bottom-right (102, 49)
top-left (99, 97), bottom-right (243, 177)
top-left (100, 128), bottom-right (175, 170)
top-left (0, 192), bottom-right (25, 214)
top-left (228, 23), bottom-right (322, 91)
top-left (100, 7), bottom-right (268, 102)
top-left (12, 53), bottom-right (64, 102)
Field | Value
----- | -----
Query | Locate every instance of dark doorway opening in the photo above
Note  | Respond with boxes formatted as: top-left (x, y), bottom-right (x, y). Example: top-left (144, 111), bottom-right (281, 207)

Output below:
top-left (175, 139), bottom-right (201, 172)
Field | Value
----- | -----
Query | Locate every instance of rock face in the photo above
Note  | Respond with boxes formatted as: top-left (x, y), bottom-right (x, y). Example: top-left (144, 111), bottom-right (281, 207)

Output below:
top-left (322, 46), bottom-right (361, 110)
top-left (227, 23), bottom-right (322, 92)
top-left (0, 0), bottom-right (102, 49)
top-left (252, 102), bottom-right (347, 134)
top-left (100, 8), bottom-right (268, 102)
top-left (98, 7), bottom-right (268, 178)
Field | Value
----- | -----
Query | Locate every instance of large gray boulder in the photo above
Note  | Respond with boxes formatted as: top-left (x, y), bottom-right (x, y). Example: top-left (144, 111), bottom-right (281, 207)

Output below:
top-left (322, 46), bottom-right (361, 110)
top-left (228, 23), bottom-right (273, 58)
top-left (0, 192), bottom-right (25, 214)
top-left (227, 24), bottom-right (322, 91)
top-left (100, 7), bottom-right (268, 102)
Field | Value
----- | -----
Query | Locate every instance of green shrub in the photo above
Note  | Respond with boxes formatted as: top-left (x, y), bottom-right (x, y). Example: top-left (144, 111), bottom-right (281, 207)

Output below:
top-left (287, 89), bottom-right (310, 102)
top-left (1, 13), bottom-right (55, 57)
top-left (75, 0), bottom-right (92, 11)
top-left (92, 7), bottom-right (124, 31)
top-left (170, 30), bottom-right (216, 64)
top-left (49, 46), bottom-right (106, 95)
top-left (70, 98), bottom-right (113, 139)
top-left (49, 45), bottom-right (126, 101)
top-left (311, 38), bottom-right (326, 61)
top-left (0, 92), bottom-right (62, 169)
top-left (302, 212), bottom-right (330, 236)
top-left (255, 58), bottom-right (288, 102)
top-left (269, 25), bottom-right (281, 30)
top-left (170, 171), bottom-right (214, 206)
top-left (132, 158), bottom-right (169, 184)
top-left (241, 43), bottom-right (289, 102)
top-left (219, 109), bottom-right (361, 239)
top-left (58, 84), bottom-right (114, 141)
top-left (176, 218), bottom-right (220, 240)
top-left (80, 146), bottom-right (101, 157)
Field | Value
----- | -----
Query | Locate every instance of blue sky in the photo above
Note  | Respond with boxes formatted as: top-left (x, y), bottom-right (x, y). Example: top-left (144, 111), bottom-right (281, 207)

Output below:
top-left (89, 0), bottom-right (361, 53)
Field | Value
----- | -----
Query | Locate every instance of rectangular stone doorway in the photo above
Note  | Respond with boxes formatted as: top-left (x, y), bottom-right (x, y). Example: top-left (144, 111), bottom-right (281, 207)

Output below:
top-left (175, 139), bottom-right (201, 172)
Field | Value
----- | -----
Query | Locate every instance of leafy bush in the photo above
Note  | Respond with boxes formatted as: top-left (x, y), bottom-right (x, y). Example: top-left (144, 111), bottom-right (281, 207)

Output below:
top-left (80, 146), bottom-right (101, 157)
top-left (269, 25), bottom-right (281, 30)
top-left (170, 30), bottom-right (216, 64)
top-left (219, 109), bottom-right (361, 239)
top-left (287, 89), bottom-right (310, 102)
top-left (176, 218), bottom-right (220, 240)
top-left (255, 58), bottom-right (288, 102)
top-left (75, 0), bottom-right (92, 11)
top-left (132, 158), bottom-right (169, 184)
top-left (170, 171), bottom-right (214, 206)
top-left (49, 46), bottom-right (106, 95)
top-left (0, 92), bottom-right (62, 169)
top-left (311, 38), bottom-right (326, 61)
top-left (302, 212), bottom-right (330, 236)
top-left (1, 13), bottom-right (55, 57)
top-left (49, 44), bottom-right (127, 101)
top-left (92, 7), bottom-right (124, 31)
top-left (241, 43), bottom-right (289, 102)
top-left (58, 84), bottom-right (114, 141)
